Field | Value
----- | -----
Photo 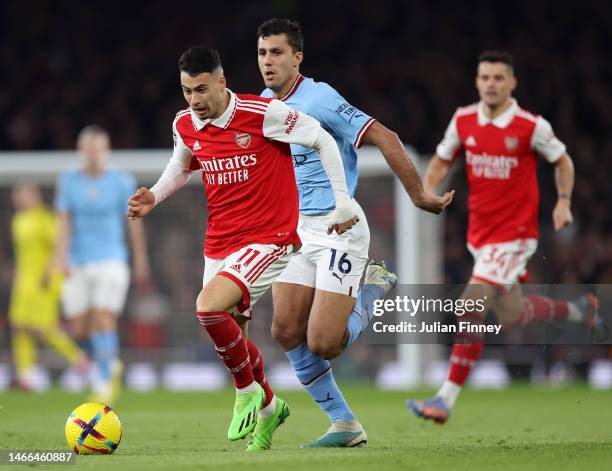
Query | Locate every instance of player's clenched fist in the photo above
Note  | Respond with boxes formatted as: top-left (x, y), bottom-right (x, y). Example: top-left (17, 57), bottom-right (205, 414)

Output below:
top-left (552, 198), bottom-right (573, 231)
top-left (127, 187), bottom-right (155, 220)
top-left (328, 215), bottom-right (360, 235)
top-left (327, 200), bottom-right (359, 235)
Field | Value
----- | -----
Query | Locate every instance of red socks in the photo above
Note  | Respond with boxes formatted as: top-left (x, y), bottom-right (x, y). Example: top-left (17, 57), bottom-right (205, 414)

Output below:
top-left (445, 295), bottom-right (569, 388)
top-left (512, 295), bottom-right (569, 327)
top-left (246, 339), bottom-right (274, 407)
top-left (196, 311), bottom-right (254, 389)
top-left (445, 295), bottom-right (570, 386)
top-left (196, 311), bottom-right (274, 404)
top-left (448, 343), bottom-right (484, 385)
top-left (447, 312), bottom-right (485, 386)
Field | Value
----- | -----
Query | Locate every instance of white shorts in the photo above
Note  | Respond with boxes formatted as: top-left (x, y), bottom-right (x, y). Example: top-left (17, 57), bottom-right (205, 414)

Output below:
top-left (62, 260), bottom-right (130, 318)
top-left (203, 243), bottom-right (294, 317)
top-left (468, 238), bottom-right (538, 289)
top-left (276, 200), bottom-right (370, 298)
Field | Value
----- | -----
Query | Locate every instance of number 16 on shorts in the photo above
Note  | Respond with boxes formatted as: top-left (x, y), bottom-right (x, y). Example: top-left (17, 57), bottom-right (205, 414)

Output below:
top-left (329, 248), bottom-right (353, 275)
top-left (324, 248), bottom-right (367, 297)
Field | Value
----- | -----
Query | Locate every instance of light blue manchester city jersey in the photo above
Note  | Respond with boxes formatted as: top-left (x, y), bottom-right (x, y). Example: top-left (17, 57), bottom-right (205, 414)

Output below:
top-left (55, 168), bottom-right (135, 266)
top-left (262, 75), bottom-right (374, 215)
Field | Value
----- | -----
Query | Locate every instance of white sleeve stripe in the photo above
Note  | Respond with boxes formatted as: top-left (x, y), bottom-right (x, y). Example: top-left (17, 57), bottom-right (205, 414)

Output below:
top-left (354, 118), bottom-right (376, 148)
top-left (236, 101), bottom-right (268, 111)
top-left (237, 99), bottom-right (269, 108)
top-left (238, 98), bottom-right (267, 104)
top-left (236, 105), bottom-right (267, 113)
top-left (237, 103), bottom-right (267, 111)
top-left (236, 106), bottom-right (266, 115)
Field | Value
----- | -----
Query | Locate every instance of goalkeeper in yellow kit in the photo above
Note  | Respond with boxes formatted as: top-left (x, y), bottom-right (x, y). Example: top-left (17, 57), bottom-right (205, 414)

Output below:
top-left (9, 183), bottom-right (88, 390)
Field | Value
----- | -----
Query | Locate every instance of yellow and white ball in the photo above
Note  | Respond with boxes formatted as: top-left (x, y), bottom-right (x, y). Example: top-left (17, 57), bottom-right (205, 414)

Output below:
top-left (65, 403), bottom-right (122, 454)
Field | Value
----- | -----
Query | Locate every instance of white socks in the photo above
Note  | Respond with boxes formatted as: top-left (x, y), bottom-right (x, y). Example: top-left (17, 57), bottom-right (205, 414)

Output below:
top-left (437, 380), bottom-right (462, 408)
top-left (236, 381), bottom-right (258, 395)
top-left (259, 395), bottom-right (277, 418)
top-left (567, 302), bottom-right (583, 322)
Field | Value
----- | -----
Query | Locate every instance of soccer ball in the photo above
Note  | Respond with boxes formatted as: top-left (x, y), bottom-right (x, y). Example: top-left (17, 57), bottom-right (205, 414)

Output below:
top-left (65, 403), bottom-right (122, 454)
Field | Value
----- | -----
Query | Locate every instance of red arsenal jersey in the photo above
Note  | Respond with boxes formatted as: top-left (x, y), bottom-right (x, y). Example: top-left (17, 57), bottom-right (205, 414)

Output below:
top-left (436, 99), bottom-right (566, 248)
top-left (171, 91), bottom-right (322, 258)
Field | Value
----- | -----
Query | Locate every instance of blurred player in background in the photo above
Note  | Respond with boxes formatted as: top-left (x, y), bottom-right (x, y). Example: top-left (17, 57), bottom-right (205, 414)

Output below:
top-left (52, 125), bottom-right (151, 404)
top-left (407, 51), bottom-right (598, 424)
top-left (9, 183), bottom-right (89, 390)
top-left (256, 18), bottom-right (454, 448)
top-left (127, 46), bottom-right (357, 448)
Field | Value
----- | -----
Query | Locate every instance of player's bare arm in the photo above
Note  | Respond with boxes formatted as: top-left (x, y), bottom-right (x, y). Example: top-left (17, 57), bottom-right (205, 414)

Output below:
top-left (129, 148), bottom-right (195, 221)
top-left (552, 153), bottom-right (574, 231)
top-left (126, 216), bottom-right (151, 285)
top-left (424, 154), bottom-right (454, 194)
top-left (362, 122), bottom-right (454, 214)
top-left (50, 211), bottom-right (71, 275)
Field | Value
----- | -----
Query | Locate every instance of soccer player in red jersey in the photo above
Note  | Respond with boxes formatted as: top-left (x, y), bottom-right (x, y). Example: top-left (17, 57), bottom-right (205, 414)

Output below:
top-left (407, 51), bottom-right (599, 424)
top-left (127, 46), bottom-right (358, 443)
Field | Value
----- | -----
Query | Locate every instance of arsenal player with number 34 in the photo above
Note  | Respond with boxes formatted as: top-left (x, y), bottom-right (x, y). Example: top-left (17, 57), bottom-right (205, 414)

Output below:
top-left (127, 46), bottom-right (358, 444)
top-left (408, 51), bottom-right (599, 424)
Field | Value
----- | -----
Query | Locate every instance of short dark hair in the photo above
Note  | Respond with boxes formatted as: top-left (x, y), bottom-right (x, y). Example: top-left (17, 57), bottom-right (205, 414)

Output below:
top-left (178, 46), bottom-right (222, 76)
top-left (257, 18), bottom-right (303, 53)
top-left (478, 51), bottom-right (514, 72)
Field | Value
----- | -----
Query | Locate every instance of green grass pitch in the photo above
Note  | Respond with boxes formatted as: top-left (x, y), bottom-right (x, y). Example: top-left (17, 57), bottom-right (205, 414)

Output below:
top-left (1, 385), bottom-right (611, 470)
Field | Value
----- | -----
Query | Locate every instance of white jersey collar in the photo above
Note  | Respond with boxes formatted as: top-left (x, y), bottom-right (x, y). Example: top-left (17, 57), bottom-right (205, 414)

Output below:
top-left (477, 98), bottom-right (518, 128)
top-left (191, 89), bottom-right (236, 130)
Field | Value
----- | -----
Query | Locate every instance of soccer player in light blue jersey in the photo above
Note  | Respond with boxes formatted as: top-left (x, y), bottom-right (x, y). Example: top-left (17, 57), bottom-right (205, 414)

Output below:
top-left (255, 19), bottom-right (454, 449)
top-left (52, 125), bottom-right (151, 404)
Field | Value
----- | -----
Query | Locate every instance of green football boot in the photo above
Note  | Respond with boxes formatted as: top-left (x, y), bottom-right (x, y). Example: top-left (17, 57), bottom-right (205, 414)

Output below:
top-left (246, 397), bottom-right (291, 451)
top-left (227, 383), bottom-right (265, 441)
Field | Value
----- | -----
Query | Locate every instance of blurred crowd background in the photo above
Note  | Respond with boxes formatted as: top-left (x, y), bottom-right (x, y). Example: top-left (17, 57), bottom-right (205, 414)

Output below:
top-left (1, 0), bottom-right (611, 386)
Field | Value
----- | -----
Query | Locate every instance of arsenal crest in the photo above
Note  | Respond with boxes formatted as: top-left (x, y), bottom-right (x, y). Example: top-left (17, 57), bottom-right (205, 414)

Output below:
top-left (504, 136), bottom-right (519, 151)
top-left (235, 132), bottom-right (251, 149)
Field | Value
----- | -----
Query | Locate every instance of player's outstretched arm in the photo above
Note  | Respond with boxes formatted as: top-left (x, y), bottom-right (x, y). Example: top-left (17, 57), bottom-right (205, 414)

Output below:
top-left (126, 216), bottom-right (151, 286)
top-left (552, 153), bottom-right (574, 231)
top-left (130, 117), bottom-right (196, 221)
top-left (362, 122), bottom-right (454, 214)
top-left (129, 151), bottom-right (195, 221)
